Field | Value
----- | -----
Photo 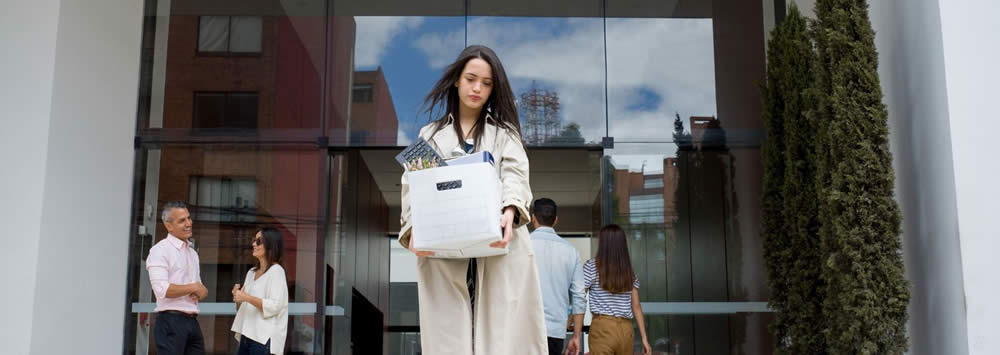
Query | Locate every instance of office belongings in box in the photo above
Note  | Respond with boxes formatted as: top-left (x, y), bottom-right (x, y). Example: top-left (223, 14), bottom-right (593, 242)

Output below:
top-left (395, 138), bottom-right (447, 171)
top-left (406, 151), bottom-right (506, 258)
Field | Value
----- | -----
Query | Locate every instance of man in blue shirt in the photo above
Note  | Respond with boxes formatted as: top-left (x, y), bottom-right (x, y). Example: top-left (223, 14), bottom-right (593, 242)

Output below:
top-left (530, 198), bottom-right (586, 355)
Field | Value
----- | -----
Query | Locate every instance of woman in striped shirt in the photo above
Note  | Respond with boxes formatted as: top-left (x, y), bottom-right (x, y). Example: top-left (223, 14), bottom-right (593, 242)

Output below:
top-left (584, 224), bottom-right (651, 355)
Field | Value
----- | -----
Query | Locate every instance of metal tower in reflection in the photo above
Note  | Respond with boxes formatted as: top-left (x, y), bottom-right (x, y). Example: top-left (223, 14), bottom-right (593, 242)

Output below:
top-left (518, 82), bottom-right (560, 145)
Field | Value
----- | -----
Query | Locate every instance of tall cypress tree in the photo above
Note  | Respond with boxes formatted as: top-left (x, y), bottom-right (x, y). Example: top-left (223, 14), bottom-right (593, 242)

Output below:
top-left (762, 4), bottom-right (825, 353)
top-left (812, 0), bottom-right (909, 353)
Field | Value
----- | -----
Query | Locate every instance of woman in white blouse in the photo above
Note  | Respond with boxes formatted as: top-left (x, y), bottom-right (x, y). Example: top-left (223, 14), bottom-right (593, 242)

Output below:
top-left (231, 227), bottom-right (289, 355)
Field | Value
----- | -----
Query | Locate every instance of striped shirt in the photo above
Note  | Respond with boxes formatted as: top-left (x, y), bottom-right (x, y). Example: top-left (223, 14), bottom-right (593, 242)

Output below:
top-left (583, 259), bottom-right (639, 319)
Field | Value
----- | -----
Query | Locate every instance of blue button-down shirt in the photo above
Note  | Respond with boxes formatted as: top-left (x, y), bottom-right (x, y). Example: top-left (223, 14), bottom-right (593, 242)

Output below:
top-left (530, 226), bottom-right (586, 339)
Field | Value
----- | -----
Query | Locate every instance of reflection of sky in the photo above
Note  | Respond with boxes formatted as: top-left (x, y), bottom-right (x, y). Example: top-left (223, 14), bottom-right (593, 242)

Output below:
top-left (608, 143), bottom-right (680, 174)
top-left (353, 16), bottom-right (716, 146)
top-left (354, 17), bottom-right (466, 146)
top-left (606, 18), bottom-right (717, 142)
top-left (466, 17), bottom-right (607, 144)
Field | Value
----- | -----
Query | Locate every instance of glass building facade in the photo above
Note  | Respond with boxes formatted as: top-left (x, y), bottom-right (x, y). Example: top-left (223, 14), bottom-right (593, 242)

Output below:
top-left (124, 0), bottom-right (781, 353)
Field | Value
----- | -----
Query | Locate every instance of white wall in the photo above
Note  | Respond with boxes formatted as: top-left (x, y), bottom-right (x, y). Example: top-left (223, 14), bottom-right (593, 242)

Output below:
top-left (937, 1), bottom-right (1000, 354)
top-left (28, 0), bottom-right (143, 352)
top-left (869, 1), bottom-right (970, 354)
top-left (0, 1), bottom-right (62, 354)
top-left (0, 0), bottom-right (142, 354)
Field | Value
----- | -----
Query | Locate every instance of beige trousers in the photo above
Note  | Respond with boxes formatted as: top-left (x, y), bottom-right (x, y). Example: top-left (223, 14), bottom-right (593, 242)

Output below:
top-left (416, 226), bottom-right (547, 355)
top-left (587, 315), bottom-right (635, 355)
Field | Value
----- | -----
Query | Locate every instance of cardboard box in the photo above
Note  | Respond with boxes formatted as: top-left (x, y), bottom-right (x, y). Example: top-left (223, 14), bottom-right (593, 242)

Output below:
top-left (407, 157), bottom-right (507, 258)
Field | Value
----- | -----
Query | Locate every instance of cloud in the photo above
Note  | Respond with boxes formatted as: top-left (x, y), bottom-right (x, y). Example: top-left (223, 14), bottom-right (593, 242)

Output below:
top-left (403, 17), bottom-right (718, 147)
top-left (605, 18), bottom-right (717, 142)
top-left (413, 30), bottom-right (465, 69)
top-left (354, 17), bottom-right (424, 68)
top-left (468, 18), bottom-right (606, 86)
top-left (463, 18), bottom-right (608, 142)
top-left (396, 127), bottom-right (412, 146)
top-left (462, 18), bottom-right (716, 145)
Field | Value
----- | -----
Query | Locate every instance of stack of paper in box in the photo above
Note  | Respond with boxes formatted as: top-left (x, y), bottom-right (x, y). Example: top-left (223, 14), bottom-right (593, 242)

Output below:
top-left (406, 151), bottom-right (506, 258)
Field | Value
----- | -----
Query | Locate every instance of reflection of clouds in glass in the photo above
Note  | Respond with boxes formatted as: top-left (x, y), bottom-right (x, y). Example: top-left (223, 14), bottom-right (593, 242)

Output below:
top-left (422, 17), bottom-right (716, 144)
top-left (398, 17), bottom-right (716, 145)
top-left (466, 17), bottom-right (608, 142)
top-left (625, 87), bottom-right (665, 111)
top-left (413, 30), bottom-right (464, 69)
top-left (469, 18), bottom-right (605, 86)
top-left (608, 143), bottom-right (680, 173)
top-left (397, 127), bottom-right (412, 146)
top-left (607, 18), bottom-right (716, 141)
top-left (354, 17), bottom-right (424, 68)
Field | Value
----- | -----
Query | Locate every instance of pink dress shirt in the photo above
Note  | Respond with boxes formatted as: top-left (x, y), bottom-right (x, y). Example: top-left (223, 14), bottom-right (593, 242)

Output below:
top-left (146, 234), bottom-right (202, 314)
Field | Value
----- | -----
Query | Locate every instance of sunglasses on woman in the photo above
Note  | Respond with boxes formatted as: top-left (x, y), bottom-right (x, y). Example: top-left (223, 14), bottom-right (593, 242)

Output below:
top-left (253, 237), bottom-right (263, 246)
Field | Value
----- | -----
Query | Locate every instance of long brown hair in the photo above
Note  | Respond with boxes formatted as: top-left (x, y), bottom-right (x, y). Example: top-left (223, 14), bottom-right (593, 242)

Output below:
top-left (595, 224), bottom-right (636, 294)
top-left (422, 45), bottom-right (522, 150)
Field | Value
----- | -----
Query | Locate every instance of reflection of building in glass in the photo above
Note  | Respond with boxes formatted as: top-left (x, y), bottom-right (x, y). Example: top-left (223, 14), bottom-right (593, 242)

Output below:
top-left (350, 69), bottom-right (399, 146)
top-left (157, 8), bottom-right (398, 143)
top-left (158, 11), bottom-right (355, 241)
top-left (613, 157), bottom-right (679, 227)
top-left (612, 115), bottom-right (729, 228)
top-left (690, 115), bottom-right (724, 150)
top-left (161, 11), bottom-right (335, 131)
top-left (146, 7), bottom-right (394, 354)
top-left (615, 163), bottom-right (677, 226)
top-left (518, 84), bottom-right (561, 145)
top-left (610, 114), bottom-right (742, 354)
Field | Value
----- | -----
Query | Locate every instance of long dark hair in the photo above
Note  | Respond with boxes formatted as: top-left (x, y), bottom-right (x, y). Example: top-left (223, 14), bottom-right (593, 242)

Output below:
top-left (595, 224), bottom-right (636, 294)
top-left (422, 45), bottom-right (522, 150)
top-left (253, 227), bottom-right (283, 272)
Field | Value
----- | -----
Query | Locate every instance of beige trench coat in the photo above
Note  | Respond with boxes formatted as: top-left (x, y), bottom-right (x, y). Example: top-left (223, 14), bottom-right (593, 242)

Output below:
top-left (398, 115), bottom-right (548, 355)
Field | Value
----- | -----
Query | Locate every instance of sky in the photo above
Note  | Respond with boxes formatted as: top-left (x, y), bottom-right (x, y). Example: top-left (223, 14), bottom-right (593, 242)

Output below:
top-left (353, 16), bottom-right (718, 173)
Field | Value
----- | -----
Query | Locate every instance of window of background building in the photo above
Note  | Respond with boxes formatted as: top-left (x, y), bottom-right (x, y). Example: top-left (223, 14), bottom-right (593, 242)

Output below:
top-left (352, 84), bottom-right (374, 103)
top-left (628, 194), bottom-right (665, 225)
top-left (644, 177), bottom-right (665, 189)
top-left (193, 92), bottom-right (259, 130)
top-left (198, 16), bottom-right (263, 54)
top-left (188, 176), bottom-right (257, 223)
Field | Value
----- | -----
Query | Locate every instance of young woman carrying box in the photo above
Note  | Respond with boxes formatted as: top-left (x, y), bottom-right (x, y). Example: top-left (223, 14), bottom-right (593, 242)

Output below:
top-left (398, 45), bottom-right (547, 354)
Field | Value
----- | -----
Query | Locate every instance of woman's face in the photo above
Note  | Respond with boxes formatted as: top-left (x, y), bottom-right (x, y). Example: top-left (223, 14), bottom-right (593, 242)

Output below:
top-left (455, 58), bottom-right (493, 112)
top-left (252, 231), bottom-right (266, 259)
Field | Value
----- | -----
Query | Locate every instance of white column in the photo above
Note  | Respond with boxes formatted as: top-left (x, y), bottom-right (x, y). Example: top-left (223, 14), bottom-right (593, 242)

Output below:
top-left (938, 1), bottom-right (1000, 354)
top-left (869, 0), bottom-right (971, 354)
top-left (0, 0), bottom-right (143, 354)
top-left (0, 1), bottom-right (62, 354)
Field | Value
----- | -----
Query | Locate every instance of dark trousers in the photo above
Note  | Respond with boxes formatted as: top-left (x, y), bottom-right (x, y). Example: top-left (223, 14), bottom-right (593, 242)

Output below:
top-left (547, 337), bottom-right (565, 355)
top-left (154, 311), bottom-right (205, 355)
top-left (237, 337), bottom-right (272, 355)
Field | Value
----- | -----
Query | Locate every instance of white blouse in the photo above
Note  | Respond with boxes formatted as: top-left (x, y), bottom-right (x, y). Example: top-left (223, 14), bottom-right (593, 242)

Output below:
top-left (231, 264), bottom-right (289, 355)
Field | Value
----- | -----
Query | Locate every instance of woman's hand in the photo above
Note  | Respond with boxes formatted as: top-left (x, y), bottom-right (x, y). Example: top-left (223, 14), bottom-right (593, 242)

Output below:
top-left (490, 207), bottom-right (515, 248)
top-left (642, 340), bottom-right (652, 355)
top-left (564, 335), bottom-right (581, 355)
top-left (232, 284), bottom-right (249, 304)
top-left (408, 234), bottom-right (434, 257)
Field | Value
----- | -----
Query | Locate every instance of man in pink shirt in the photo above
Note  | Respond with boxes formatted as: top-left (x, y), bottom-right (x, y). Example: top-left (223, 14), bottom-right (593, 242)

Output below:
top-left (146, 201), bottom-right (209, 355)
